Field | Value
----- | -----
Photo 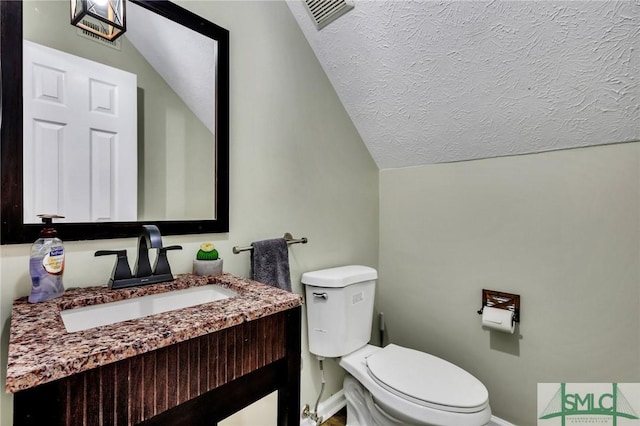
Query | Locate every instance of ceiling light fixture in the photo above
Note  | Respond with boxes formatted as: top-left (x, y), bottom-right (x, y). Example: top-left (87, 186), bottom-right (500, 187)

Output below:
top-left (70, 0), bottom-right (126, 41)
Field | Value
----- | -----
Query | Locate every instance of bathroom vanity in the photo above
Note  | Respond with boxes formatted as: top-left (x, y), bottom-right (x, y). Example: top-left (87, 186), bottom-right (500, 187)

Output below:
top-left (6, 274), bottom-right (302, 425)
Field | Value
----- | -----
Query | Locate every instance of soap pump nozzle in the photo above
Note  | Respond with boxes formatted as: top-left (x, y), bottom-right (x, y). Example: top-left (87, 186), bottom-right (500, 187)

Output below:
top-left (37, 214), bottom-right (64, 238)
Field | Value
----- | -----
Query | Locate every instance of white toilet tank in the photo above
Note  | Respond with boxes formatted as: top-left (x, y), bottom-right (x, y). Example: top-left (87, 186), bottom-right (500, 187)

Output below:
top-left (301, 265), bottom-right (378, 358)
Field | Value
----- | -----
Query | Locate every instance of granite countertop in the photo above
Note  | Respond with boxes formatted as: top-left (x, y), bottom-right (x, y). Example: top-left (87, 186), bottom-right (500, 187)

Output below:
top-left (6, 273), bottom-right (303, 394)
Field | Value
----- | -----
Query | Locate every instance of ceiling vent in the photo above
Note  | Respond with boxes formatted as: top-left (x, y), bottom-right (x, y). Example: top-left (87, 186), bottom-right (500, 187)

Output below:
top-left (303, 0), bottom-right (354, 30)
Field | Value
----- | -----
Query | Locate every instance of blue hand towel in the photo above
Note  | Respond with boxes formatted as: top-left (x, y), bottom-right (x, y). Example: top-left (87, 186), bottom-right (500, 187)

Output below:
top-left (251, 238), bottom-right (292, 292)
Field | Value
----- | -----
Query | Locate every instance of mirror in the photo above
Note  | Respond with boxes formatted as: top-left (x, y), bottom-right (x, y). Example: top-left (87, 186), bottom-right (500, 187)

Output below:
top-left (1, 0), bottom-right (229, 243)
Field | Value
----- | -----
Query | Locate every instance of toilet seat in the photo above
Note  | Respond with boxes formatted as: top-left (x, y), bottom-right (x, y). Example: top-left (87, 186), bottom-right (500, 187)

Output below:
top-left (340, 345), bottom-right (491, 426)
top-left (365, 344), bottom-right (489, 413)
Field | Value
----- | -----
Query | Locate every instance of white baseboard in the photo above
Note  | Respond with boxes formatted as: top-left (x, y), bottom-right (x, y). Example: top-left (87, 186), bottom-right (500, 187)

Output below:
top-left (489, 416), bottom-right (517, 426)
top-left (300, 390), bottom-right (346, 426)
top-left (300, 390), bottom-right (516, 426)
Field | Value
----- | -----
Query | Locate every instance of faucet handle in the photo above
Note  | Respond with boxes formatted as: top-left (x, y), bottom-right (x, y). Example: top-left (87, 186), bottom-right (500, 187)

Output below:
top-left (95, 250), bottom-right (133, 281)
top-left (154, 245), bottom-right (182, 276)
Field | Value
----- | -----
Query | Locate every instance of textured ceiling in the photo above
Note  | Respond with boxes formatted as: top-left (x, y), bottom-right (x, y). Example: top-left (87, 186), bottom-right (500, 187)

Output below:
top-left (287, 1), bottom-right (640, 169)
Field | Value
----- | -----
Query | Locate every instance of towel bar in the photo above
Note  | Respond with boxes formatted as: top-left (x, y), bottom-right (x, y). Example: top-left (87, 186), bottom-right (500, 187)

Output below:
top-left (233, 233), bottom-right (308, 254)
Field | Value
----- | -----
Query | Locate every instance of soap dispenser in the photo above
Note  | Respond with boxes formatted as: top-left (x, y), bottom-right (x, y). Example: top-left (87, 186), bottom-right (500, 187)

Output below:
top-left (29, 214), bottom-right (65, 303)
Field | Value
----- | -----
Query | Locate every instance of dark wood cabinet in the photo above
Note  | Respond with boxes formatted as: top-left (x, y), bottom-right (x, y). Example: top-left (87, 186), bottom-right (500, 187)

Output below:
top-left (14, 307), bottom-right (301, 426)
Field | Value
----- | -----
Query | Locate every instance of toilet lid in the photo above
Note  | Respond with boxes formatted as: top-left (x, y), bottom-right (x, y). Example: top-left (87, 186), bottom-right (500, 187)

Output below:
top-left (365, 344), bottom-right (489, 413)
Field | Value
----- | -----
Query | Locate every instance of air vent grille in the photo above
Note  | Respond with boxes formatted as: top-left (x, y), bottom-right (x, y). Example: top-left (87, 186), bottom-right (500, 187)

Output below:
top-left (304, 0), bottom-right (354, 30)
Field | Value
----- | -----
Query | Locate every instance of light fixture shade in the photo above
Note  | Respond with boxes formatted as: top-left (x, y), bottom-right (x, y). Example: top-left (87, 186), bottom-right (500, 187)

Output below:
top-left (70, 0), bottom-right (126, 41)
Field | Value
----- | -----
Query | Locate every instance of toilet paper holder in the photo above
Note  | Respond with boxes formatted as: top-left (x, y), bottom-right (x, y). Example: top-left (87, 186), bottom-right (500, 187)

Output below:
top-left (477, 289), bottom-right (520, 324)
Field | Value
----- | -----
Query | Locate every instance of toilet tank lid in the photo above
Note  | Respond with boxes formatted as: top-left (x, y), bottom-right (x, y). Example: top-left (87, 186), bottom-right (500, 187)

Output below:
top-left (301, 265), bottom-right (377, 288)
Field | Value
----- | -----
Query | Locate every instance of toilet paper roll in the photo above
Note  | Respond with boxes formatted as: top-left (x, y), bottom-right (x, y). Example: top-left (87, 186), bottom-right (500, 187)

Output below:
top-left (482, 306), bottom-right (515, 334)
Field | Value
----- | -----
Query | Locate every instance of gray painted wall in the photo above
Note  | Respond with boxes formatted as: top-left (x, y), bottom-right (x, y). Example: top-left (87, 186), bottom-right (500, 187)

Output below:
top-left (379, 142), bottom-right (640, 425)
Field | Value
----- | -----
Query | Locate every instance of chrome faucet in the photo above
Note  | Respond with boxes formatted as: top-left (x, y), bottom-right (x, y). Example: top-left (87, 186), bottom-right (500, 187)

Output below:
top-left (95, 225), bottom-right (182, 289)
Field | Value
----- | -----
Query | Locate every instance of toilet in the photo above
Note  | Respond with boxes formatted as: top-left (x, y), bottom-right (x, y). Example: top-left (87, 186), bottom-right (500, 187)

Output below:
top-left (302, 265), bottom-right (491, 426)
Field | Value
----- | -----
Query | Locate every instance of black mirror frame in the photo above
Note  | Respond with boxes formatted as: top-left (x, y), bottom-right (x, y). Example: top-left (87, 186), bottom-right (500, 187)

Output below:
top-left (1, 0), bottom-right (229, 244)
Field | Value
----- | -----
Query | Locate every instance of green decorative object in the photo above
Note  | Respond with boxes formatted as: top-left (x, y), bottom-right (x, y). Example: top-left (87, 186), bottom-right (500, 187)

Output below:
top-left (194, 242), bottom-right (222, 276)
top-left (196, 242), bottom-right (219, 260)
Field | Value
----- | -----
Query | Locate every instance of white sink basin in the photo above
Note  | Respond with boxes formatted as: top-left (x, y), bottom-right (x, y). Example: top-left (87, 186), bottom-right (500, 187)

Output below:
top-left (60, 285), bottom-right (237, 332)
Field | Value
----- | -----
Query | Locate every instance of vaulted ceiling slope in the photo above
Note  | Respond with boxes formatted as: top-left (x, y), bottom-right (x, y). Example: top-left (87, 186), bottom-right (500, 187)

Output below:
top-left (127, 2), bottom-right (216, 134)
top-left (286, 1), bottom-right (640, 169)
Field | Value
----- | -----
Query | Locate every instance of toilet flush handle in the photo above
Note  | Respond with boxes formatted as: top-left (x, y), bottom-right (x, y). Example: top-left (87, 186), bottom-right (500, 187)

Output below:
top-left (312, 292), bottom-right (328, 300)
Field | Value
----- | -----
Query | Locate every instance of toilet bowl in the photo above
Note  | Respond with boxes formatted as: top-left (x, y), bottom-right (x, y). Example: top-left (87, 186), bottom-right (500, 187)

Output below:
top-left (302, 265), bottom-right (492, 426)
top-left (340, 344), bottom-right (491, 426)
